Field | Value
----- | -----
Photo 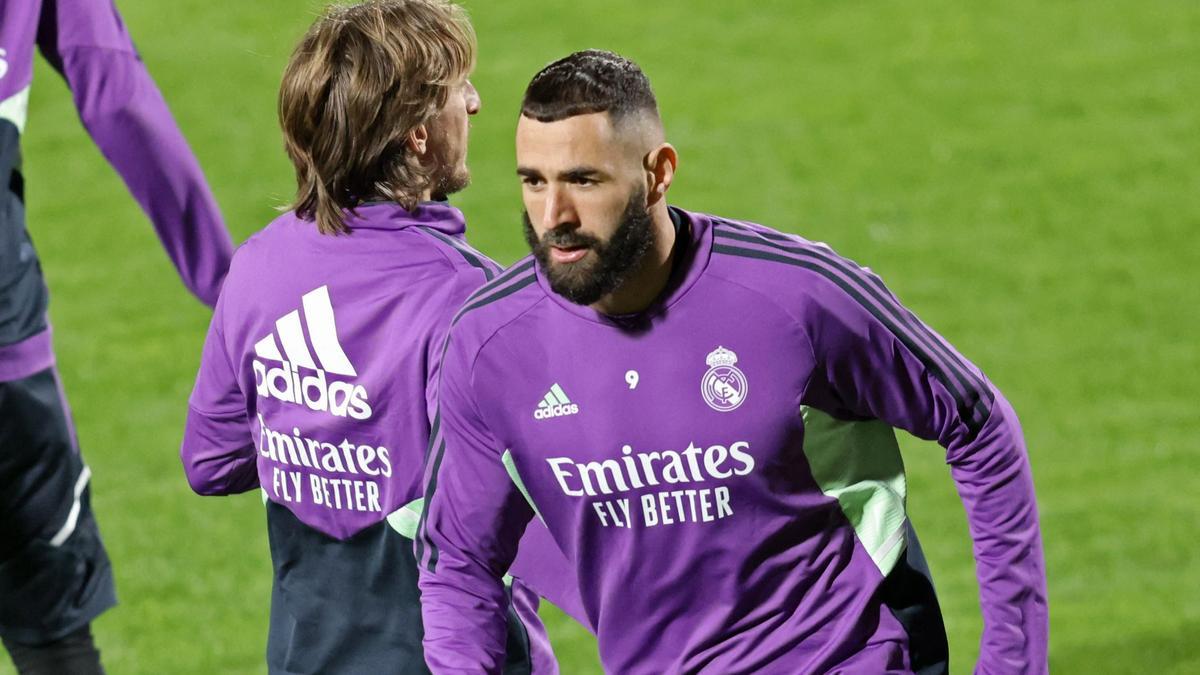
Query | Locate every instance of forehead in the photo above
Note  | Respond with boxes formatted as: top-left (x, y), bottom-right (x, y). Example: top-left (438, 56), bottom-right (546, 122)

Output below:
top-left (516, 112), bottom-right (633, 170)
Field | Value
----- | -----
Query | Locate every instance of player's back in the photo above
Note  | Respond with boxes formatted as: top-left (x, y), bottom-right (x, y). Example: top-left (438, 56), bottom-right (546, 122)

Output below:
top-left (188, 201), bottom-right (571, 675)
top-left (215, 201), bottom-right (498, 539)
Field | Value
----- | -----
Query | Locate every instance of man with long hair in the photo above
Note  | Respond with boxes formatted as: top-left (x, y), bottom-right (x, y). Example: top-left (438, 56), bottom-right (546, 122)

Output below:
top-left (182, 3), bottom-right (560, 672)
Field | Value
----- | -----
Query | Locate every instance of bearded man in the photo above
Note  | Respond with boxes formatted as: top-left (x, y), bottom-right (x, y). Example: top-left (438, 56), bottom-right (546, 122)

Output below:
top-left (417, 49), bottom-right (1047, 674)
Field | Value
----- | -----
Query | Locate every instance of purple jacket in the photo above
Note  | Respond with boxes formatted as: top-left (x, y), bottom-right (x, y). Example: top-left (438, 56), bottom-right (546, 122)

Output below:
top-left (182, 202), bottom-right (578, 672)
top-left (0, 0), bottom-right (232, 382)
top-left (418, 208), bottom-right (1048, 673)
top-left (182, 202), bottom-right (505, 537)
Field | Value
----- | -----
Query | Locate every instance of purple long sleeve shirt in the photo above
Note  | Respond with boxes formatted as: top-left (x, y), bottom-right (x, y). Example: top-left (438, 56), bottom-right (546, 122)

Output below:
top-left (182, 202), bottom-right (577, 672)
top-left (418, 208), bottom-right (1048, 673)
top-left (181, 202), bottom-right (509, 534)
top-left (0, 0), bottom-right (232, 381)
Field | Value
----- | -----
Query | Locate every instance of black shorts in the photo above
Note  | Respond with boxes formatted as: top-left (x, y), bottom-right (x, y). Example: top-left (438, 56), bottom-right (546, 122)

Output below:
top-left (0, 367), bottom-right (116, 646)
top-left (266, 500), bottom-right (538, 675)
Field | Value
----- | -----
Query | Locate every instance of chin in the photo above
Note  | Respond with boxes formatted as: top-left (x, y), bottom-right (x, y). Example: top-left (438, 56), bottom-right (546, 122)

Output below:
top-left (548, 262), bottom-right (600, 291)
top-left (433, 169), bottom-right (470, 199)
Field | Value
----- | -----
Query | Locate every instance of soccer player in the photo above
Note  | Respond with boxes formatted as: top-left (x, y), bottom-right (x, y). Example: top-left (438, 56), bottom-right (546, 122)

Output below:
top-left (181, 2), bottom-right (565, 673)
top-left (417, 50), bottom-right (1048, 673)
top-left (1, 0), bottom-right (232, 672)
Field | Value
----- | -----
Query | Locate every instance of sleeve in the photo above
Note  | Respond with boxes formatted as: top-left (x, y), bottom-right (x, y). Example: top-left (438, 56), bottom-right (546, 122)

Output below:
top-left (797, 266), bottom-right (1048, 674)
top-left (422, 266), bottom-right (488, 429)
top-left (180, 292), bottom-right (257, 495)
top-left (36, 0), bottom-right (233, 307)
top-left (417, 329), bottom-right (536, 674)
top-left (507, 518), bottom-right (592, 631)
top-left (421, 266), bottom-right (590, 634)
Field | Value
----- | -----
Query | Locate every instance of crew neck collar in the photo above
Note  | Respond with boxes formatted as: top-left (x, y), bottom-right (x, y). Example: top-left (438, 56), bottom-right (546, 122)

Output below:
top-left (338, 200), bottom-right (466, 236)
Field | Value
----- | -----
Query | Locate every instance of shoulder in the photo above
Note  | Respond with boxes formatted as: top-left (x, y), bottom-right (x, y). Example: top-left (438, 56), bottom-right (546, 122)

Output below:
top-left (41, 0), bottom-right (137, 54)
top-left (708, 215), bottom-right (851, 282)
top-left (406, 227), bottom-right (502, 285)
top-left (224, 210), bottom-right (297, 274)
top-left (442, 257), bottom-right (545, 362)
top-left (705, 214), bottom-right (889, 319)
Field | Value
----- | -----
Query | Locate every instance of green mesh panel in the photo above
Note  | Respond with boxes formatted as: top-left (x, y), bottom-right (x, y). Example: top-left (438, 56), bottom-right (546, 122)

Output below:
top-left (502, 449), bottom-right (544, 522)
top-left (801, 406), bottom-right (908, 574)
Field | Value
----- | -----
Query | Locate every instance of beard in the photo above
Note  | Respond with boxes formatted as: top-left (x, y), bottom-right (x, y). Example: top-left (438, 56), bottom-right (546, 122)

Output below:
top-left (523, 187), bottom-right (655, 306)
top-left (429, 164), bottom-right (470, 201)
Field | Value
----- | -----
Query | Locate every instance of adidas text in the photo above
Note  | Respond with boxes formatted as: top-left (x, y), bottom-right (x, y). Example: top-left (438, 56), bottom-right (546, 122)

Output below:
top-left (251, 285), bottom-right (372, 420)
top-left (254, 359), bottom-right (372, 420)
top-left (534, 403), bottom-right (579, 420)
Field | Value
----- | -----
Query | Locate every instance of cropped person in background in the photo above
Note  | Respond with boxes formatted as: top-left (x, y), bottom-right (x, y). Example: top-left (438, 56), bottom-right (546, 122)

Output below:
top-left (0, 0), bottom-right (232, 672)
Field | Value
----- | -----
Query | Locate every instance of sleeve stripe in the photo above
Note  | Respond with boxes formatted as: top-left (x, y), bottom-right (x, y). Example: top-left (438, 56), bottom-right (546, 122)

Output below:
top-left (418, 260), bottom-right (540, 572)
top-left (422, 228), bottom-right (500, 281)
top-left (417, 290), bottom-right (455, 573)
top-left (452, 270), bottom-right (538, 327)
top-left (713, 230), bottom-right (993, 434)
top-left (416, 434), bottom-right (447, 572)
top-left (424, 411), bottom-right (442, 461)
top-left (418, 336), bottom-right (453, 572)
top-left (715, 239), bottom-right (990, 432)
top-left (458, 259), bottom-right (536, 307)
top-left (713, 221), bottom-right (992, 408)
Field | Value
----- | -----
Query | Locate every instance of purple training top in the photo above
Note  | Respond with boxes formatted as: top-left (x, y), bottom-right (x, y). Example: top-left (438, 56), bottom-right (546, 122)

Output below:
top-left (0, 0), bottom-right (232, 381)
top-left (183, 201), bottom-right (506, 538)
top-left (418, 208), bottom-right (1048, 673)
top-left (181, 202), bottom-right (579, 672)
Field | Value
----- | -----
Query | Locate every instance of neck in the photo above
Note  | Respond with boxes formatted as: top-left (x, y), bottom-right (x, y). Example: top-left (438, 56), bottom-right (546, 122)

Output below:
top-left (591, 202), bottom-right (678, 316)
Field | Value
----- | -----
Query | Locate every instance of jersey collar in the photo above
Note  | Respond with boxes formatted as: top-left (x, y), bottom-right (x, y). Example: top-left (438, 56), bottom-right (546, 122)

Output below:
top-left (341, 200), bottom-right (467, 236)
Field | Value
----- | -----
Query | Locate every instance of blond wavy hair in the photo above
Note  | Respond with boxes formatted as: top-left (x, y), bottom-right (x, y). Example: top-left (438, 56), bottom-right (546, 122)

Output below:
top-left (279, 0), bottom-right (476, 234)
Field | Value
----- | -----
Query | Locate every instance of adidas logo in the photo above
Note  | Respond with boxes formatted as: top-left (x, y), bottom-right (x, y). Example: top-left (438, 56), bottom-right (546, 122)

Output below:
top-left (252, 285), bottom-right (372, 420)
top-left (534, 383), bottom-right (579, 420)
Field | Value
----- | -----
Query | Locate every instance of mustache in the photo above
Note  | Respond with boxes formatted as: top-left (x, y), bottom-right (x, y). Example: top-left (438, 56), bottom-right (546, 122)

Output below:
top-left (521, 212), bottom-right (601, 250)
top-left (541, 229), bottom-right (599, 249)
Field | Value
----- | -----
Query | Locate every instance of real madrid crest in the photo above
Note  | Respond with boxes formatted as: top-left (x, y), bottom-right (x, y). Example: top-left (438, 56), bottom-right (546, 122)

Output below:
top-left (701, 346), bottom-right (748, 412)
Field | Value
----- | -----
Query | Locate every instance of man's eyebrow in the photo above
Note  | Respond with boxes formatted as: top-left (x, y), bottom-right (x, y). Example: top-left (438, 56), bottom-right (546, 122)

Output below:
top-left (560, 167), bottom-right (602, 181)
top-left (517, 167), bottom-right (606, 181)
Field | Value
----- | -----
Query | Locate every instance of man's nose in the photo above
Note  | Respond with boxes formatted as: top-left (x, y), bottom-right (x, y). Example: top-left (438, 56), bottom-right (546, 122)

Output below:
top-left (542, 186), bottom-right (577, 231)
top-left (465, 81), bottom-right (481, 115)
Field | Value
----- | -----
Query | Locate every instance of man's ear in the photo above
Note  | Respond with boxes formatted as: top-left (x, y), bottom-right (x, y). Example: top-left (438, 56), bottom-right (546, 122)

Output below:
top-left (406, 124), bottom-right (429, 155)
top-left (643, 143), bottom-right (678, 207)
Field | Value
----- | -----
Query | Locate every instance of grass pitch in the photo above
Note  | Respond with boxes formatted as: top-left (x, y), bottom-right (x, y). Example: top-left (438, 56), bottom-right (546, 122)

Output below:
top-left (10, 0), bottom-right (1198, 672)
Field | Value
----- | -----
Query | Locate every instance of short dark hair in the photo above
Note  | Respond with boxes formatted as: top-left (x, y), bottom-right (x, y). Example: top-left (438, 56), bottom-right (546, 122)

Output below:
top-left (520, 50), bottom-right (659, 124)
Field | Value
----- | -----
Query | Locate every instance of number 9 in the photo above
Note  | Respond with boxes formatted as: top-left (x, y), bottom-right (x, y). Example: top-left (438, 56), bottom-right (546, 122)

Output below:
top-left (625, 370), bottom-right (639, 390)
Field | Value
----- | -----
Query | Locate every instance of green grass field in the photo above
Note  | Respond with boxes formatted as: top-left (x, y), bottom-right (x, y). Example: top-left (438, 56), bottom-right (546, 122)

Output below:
top-left (10, 0), bottom-right (1198, 672)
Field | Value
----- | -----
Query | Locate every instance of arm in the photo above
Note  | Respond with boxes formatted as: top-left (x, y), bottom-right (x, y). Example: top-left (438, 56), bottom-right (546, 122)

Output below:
top-left (421, 267), bottom-right (590, 634)
top-left (507, 518), bottom-right (591, 631)
top-left (798, 267), bottom-right (1047, 674)
top-left (417, 331), bottom-right (535, 673)
top-left (181, 292), bottom-right (257, 495)
top-left (422, 267), bottom-right (483, 428)
top-left (36, 0), bottom-right (232, 306)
